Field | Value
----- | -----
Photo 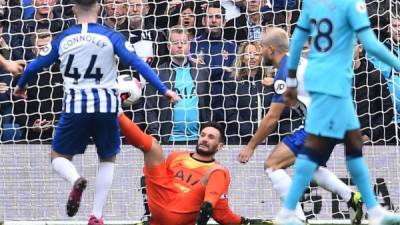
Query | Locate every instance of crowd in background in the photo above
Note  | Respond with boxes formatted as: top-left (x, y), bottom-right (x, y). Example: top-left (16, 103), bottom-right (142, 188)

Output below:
top-left (0, 0), bottom-right (399, 145)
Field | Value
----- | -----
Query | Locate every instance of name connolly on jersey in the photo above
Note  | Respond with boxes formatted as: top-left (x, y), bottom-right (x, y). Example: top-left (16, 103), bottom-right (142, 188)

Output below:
top-left (62, 34), bottom-right (108, 51)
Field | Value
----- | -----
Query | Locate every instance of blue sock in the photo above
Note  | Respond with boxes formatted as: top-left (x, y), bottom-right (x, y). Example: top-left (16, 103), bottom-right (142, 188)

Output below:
top-left (283, 155), bottom-right (318, 210)
top-left (346, 157), bottom-right (378, 209)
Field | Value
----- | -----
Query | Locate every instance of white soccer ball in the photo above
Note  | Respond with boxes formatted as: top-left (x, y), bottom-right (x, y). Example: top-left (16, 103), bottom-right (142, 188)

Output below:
top-left (117, 75), bottom-right (142, 107)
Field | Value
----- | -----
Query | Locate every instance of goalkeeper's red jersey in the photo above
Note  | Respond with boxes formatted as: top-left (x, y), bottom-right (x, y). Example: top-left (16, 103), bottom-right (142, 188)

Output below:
top-left (144, 151), bottom-right (242, 225)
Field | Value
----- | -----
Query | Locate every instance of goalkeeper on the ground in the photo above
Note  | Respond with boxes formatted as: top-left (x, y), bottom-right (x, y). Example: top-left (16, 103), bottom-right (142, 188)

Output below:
top-left (119, 114), bottom-right (270, 225)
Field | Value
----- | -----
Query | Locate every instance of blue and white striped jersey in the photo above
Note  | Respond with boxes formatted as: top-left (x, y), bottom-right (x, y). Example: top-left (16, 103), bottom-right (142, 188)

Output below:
top-left (18, 22), bottom-right (168, 113)
top-left (272, 55), bottom-right (309, 119)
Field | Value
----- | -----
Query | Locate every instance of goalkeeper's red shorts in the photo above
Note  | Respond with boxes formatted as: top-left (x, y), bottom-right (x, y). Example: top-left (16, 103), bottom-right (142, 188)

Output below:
top-left (144, 162), bottom-right (206, 225)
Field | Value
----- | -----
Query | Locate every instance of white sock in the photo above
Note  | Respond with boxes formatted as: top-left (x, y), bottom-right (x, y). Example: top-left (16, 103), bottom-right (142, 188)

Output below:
top-left (313, 167), bottom-right (352, 202)
top-left (92, 162), bottom-right (115, 218)
top-left (52, 157), bottom-right (80, 186)
top-left (266, 169), bottom-right (306, 221)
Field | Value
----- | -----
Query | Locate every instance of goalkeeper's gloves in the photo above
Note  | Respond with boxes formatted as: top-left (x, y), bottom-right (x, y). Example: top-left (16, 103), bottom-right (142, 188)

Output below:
top-left (241, 217), bottom-right (274, 225)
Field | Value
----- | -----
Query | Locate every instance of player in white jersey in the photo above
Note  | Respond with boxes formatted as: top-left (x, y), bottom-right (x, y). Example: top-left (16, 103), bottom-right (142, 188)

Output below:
top-left (238, 28), bottom-right (363, 224)
top-left (14, 0), bottom-right (179, 224)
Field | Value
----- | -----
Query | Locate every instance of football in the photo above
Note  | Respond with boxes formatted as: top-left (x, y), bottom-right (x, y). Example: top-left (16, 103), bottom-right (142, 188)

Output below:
top-left (117, 75), bottom-right (142, 107)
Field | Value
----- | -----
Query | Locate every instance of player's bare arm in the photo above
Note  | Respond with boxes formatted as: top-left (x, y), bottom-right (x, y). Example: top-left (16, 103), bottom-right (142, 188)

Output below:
top-left (238, 102), bottom-right (285, 163)
top-left (239, 29), bottom-right (290, 164)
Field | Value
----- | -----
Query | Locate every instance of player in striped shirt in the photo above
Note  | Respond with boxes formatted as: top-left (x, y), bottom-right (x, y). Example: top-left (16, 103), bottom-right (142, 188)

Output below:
top-left (14, 0), bottom-right (178, 224)
top-left (280, 0), bottom-right (400, 225)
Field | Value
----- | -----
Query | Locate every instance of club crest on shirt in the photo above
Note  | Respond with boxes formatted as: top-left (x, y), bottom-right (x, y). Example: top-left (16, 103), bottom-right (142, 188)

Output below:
top-left (274, 80), bottom-right (287, 94)
top-left (39, 43), bottom-right (52, 56)
top-left (125, 41), bottom-right (135, 52)
top-left (356, 1), bottom-right (367, 13)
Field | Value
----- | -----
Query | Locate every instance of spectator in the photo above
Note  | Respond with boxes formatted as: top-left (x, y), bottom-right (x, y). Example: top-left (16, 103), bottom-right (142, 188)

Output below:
top-left (224, 40), bottom-right (302, 144)
top-left (22, 0), bottom-right (35, 19)
top-left (172, 1), bottom-right (201, 40)
top-left (365, 0), bottom-right (390, 35)
top-left (23, 0), bottom-right (75, 23)
top-left (154, 0), bottom-right (205, 29)
top-left (144, 26), bottom-right (211, 144)
top-left (261, 0), bottom-right (297, 32)
top-left (22, 0), bottom-right (70, 60)
top-left (102, 0), bottom-right (139, 78)
top-left (223, 41), bottom-right (274, 144)
top-left (127, 0), bottom-right (169, 68)
top-left (25, 0), bottom-right (68, 32)
top-left (353, 45), bottom-right (396, 144)
top-left (121, 0), bottom-right (167, 130)
top-left (101, 0), bottom-right (129, 35)
top-left (58, 0), bottom-right (75, 19)
top-left (220, 0), bottom-right (242, 21)
top-left (2, 0), bottom-right (25, 61)
top-left (225, 0), bottom-right (266, 42)
top-left (13, 30), bottom-right (63, 142)
top-left (0, 0), bottom-right (25, 141)
top-left (368, 7), bottom-right (400, 144)
top-left (190, 1), bottom-right (236, 122)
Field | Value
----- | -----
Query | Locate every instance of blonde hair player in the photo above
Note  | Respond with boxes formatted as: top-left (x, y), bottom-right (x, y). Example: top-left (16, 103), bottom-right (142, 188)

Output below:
top-left (238, 27), bottom-right (364, 225)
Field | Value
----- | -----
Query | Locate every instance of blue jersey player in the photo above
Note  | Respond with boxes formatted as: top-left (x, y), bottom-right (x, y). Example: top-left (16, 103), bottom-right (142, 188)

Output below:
top-left (279, 0), bottom-right (400, 225)
top-left (14, 0), bottom-right (179, 224)
top-left (238, 28), bottom-right (363, 225)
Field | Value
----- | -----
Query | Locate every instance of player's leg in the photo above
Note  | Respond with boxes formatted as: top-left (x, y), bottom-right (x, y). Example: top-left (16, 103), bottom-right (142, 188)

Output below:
top-left (89, 112), bottom-right (121, 224)
top-left (264, 142), bottom-right (306, 221)
top-left (272, 128), bottom-right (362, 224)
top-left (343, 129), bottom-right (400, 225)
top-left (119, 112), bottom-right (164, 166)
top-left (344, 129), bottom-right (377, 206)
top-left (119, 113), bottom-right (176, 224)
top-left (51, 113), bottom-right (90, 217)
top-left (340, 96), bottom-right (400, 224)
top-left (278, 93), bottom-right (347, 224)
top-left (313, 166), bottom-right (363, 224)
top-left (277, 134), bottom-right (336, 225)
top-left (51, 151), bottom-right (79, 186)
top-left (51, 150), bottom-right (88, 217)
top-left (88, 155), bottom-right (116, 225)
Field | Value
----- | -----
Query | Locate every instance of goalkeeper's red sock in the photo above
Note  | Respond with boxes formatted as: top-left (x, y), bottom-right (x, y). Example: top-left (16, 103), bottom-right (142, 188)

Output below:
top-left (204, 169), bottom-right (228, 207)
top-left (119, 113), bottom-right (153, 152)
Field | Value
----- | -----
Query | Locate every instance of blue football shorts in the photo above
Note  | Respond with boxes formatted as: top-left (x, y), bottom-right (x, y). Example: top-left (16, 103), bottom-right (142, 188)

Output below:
top-left (52, 112), bottom-right (120, 159)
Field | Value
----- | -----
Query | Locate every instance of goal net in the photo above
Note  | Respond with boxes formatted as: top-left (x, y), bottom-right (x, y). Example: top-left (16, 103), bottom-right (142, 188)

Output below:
top-left (0, 0), bottom-right (399, 224)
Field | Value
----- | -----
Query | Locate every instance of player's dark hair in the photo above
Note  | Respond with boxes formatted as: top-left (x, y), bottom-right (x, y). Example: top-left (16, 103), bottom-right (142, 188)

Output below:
top-left (74, 0), bottom-right (98, 6)
top-left (200, 122), bottom-right (226, 144)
